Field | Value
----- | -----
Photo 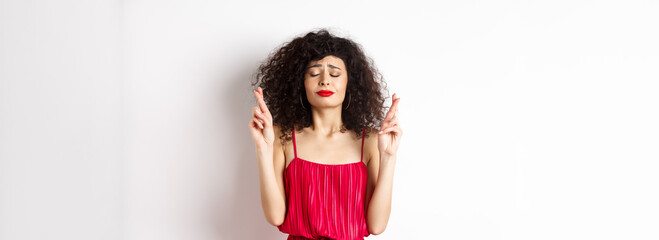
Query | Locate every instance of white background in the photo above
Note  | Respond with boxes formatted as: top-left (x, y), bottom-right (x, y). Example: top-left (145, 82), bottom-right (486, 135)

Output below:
top-left (1, 0), bottom-right (658, 240)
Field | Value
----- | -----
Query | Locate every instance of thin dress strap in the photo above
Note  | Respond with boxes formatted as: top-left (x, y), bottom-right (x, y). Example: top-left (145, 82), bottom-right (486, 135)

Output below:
top-left (361, 127), bottom-right (366, 161)
top-left (292, 125), bottom-right (297, 158)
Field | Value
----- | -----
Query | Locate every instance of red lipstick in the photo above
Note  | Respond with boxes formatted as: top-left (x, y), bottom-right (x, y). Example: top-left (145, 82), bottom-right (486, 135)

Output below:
top-left (316, 90), bottom-right (334, 97)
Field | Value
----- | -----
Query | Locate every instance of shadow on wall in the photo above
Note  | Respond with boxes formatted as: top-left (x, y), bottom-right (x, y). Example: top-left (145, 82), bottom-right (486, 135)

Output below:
top-left (200, 40), bottom-right (286, 240)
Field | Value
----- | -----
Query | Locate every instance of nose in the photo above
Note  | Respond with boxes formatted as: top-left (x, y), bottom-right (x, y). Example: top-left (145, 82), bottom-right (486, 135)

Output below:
top-left (319, 73), bottom-right (330, 86)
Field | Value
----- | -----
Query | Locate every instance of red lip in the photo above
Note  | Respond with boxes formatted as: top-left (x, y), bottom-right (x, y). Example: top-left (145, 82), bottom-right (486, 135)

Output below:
top-left (316, 90), bottom-right (334, 97)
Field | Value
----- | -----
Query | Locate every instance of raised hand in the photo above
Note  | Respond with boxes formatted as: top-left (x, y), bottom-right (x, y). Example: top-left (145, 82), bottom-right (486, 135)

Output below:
top-left (378, 93), bottom-right (402, 157)
top-left (248, 87), bottom-right (275, 149)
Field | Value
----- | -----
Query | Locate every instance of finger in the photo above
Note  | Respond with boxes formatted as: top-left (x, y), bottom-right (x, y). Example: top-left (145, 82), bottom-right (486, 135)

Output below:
top-left (254, 88), bottom-right (268, 112)
top-left (253, 107), bottom-right (269, 128)
top-left (252, 118), bottom-right (264, 129)
top-left (378, 125), bottom-right (395, 134)
top-left (383, 105), bottom-right (395, 121)
top-left (389, 104), bottom-right (399, 122)
top-left (257, 87), bottom-right (265, 105)
top-left (380, 119), bottom-right (391, 131)
top-left (391, 97), bottom-right (400, 118)
top-left (387, 117), bottom-right (399, 126)
top-left (380, 117), bottom-right (398, 131)
top-left (254, 92), bottom-right (272, 119)
top-left (259, 87), bottom-right (267, 105)
top-left (379, 124), bottom-right (401, 135)
top-left (253, 90), bottom-right (264, 110)
top-left (254, 117), bottom-right (264, 129)
top-left (384, 96), bottom-right (400, 121)
top-left (391, 93), bottom-right (399, 107)
top-left (253, 106), bottom-right (262, 119)
top-left (253, 106), bottom-right (264, 118)
top-left (382, 95), bottom-right (395, 120)
top-left (250, 118), bottom-right (259, 129)
top-left (253, 89), bottom-right (260, 100)
top-left (389, 125), bottom-right (403, 137)
top-left (394, 125), bottom-right (402, 134)
top-left (379, 123), bottom-right (397, 133)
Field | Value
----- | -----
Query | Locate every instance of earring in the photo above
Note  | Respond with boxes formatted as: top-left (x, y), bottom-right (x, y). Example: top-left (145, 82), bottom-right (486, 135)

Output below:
top-left (344, 92), bottom-right (351, 110)
top-left (300, 95), bottom-right (306, 110)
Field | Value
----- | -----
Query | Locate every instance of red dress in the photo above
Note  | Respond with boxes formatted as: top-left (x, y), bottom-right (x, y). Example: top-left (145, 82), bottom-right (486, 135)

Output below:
top-left (277, 127), bottom-right (371, 240)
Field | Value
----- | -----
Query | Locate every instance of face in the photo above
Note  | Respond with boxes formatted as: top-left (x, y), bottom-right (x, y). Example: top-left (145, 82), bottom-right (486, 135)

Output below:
top-left (304, 55), bottom-right (348, 109)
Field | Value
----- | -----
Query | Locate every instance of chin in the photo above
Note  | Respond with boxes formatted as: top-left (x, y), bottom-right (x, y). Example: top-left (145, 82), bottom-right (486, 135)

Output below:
top-left (310, 103), bottom-right (342, 109)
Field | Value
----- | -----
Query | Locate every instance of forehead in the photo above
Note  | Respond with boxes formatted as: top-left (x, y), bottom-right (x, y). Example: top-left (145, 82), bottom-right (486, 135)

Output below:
top-left (306, 55), bottom-right (346, 69)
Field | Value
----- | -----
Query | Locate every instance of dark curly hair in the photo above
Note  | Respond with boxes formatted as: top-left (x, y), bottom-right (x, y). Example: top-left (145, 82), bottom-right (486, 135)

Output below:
top-left (252, 28), bottom-right (388, 143)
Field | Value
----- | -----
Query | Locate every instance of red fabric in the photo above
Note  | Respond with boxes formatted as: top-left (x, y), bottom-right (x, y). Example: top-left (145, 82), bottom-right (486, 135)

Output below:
top-left (277, 127), bottom-right (371, 240)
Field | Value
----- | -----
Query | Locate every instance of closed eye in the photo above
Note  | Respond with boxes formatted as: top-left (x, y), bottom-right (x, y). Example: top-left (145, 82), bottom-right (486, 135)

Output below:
top-left (310, 73), bottom-right (340, 77)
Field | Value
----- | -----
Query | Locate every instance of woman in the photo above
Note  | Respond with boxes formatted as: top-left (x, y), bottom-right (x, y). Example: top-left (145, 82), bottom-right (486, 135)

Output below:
top-left (248, 29), bottom-right (402, 240)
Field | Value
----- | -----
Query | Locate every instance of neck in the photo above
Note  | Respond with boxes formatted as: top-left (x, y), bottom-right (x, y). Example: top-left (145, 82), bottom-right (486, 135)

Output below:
top-left (310, 105), bottom-right (343, 136)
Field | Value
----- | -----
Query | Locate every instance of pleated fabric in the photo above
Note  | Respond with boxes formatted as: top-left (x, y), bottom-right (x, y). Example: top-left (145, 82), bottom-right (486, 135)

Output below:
top-left (277, 127), bottom-right (371, 240)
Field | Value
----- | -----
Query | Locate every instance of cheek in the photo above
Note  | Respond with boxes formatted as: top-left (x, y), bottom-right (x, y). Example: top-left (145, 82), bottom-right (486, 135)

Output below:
top-left (340, 76), bottom-right (348, 85)
top-left (303, 78), bottom-right (313, 91)
top-left (338, 77), bottom-right (349, 92)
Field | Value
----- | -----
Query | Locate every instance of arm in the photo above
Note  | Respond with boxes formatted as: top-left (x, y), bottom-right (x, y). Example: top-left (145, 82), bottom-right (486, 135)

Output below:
top-left (365, 129), bottom-right (397, 235)
top-left (250, 87), bottom-right (287, 226)
top-left (256, 125), bottom-right (287, 226)
top-left (366, 93), bottom-right (402, 235)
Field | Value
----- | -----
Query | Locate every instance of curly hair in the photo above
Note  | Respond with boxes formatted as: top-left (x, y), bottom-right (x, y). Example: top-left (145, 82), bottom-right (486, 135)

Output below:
top-left (252, 28), bottom-right (388, 144)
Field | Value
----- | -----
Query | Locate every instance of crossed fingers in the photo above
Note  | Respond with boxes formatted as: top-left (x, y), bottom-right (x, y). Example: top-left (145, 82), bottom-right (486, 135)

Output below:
top-left (379, 93), bottom-right (401, 135)
top-left (252, 87), bottom-right (271, 129)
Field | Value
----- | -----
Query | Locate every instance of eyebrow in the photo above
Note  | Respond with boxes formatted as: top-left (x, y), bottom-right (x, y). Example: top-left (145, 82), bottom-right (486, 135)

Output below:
top-left (308, 63), bottom-right (342, 70)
